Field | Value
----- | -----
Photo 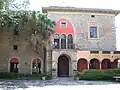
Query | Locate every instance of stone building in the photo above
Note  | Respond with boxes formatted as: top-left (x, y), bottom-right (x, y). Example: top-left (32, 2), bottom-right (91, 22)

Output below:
top-left (42, 6), bottom-right (120, 77)
top-left (0, 6), bottom-right (120, 78)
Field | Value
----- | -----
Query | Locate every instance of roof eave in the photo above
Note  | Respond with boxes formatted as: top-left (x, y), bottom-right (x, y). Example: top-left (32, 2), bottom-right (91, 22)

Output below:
top-left (42, 7), bottom-right (120, 16)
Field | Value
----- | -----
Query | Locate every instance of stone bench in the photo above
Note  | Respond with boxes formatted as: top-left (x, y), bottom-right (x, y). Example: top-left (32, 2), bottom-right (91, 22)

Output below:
top-left (113, 76), bottom-right (120, 82)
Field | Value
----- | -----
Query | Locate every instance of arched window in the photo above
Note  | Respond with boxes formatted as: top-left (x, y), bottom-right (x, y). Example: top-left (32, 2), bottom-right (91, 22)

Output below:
top-left (102, 59), bottom-right (111, 69)
top-left (10, 58), bottom-right (19, 73)
top-left (54, 34), bottom-right (60, 49)
top-left (89, 58), bottom-right (100, 69)
top-left (61, 34), bottom-right (66, 49)
top-left (32, 58), bottom-right (41, 74)
top-left (67, 34), bottom-right (73, 49)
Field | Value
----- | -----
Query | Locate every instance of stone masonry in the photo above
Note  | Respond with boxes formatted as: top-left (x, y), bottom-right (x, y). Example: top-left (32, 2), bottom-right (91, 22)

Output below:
top-left (47, 11), bottom-right (116, 51)
top-left (42, 6), bottom-right (120, 77)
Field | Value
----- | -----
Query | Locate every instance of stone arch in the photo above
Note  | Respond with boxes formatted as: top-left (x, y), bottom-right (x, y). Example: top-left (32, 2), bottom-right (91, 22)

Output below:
top-left (101, 58), bottom-right (111, 69)
top-left (89, 58), bottom-right (100, 69)
top-left (58, 54), bottom-right (71, 61)
top-left (10, 57), bottom-right (19, 63)
top-left (57, 54), bottom-right (71, 77)
top-left (31, 58), bottom-right (43, 74)
top-left (9, 57), bottom-right (19, 73)
top-left (77, 58), bottom-right (88, 72)
top-left (52, 50), bottom-right (76, 77)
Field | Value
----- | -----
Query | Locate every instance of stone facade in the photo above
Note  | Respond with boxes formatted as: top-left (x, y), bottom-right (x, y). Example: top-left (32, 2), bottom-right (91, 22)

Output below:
top-left (43, 6), bottom-right (120, 77)
top-left (47, 11), bottom-right (116, 51)
top-left (0, 32), bottom-right (44, 74)
top-left (0, 7), bottom-right (120, 78)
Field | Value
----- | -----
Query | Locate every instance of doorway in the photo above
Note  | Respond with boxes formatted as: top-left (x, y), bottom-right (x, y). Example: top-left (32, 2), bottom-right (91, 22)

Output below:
top-left (58, 55), bottom-right (69, 77)
top-left (10, 58), bottom-right (19, 73)
top-left (32, 58), bottom-right (41, 74)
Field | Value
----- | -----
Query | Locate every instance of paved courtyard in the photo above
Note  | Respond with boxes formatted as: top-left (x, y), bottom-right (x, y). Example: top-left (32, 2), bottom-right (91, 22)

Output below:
top-left (0, 78), bottom-right (119, 90)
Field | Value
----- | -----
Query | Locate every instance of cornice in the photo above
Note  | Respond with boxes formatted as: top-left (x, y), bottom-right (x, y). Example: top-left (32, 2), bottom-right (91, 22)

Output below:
top-left (42, 6), bottom-right (120, 16)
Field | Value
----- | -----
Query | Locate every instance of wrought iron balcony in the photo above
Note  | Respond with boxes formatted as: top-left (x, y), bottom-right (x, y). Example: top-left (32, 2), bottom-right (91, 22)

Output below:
top-left (53, 43), bottom-right (75, 49)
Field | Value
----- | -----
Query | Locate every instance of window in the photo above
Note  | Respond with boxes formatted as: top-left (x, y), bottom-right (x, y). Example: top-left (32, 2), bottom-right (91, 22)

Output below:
top-left (54, 34), bottom-right (60, 49)
top-left (13, 45), bottom-right (18, 50)
top-left (61, 34), bottom-right (66, 49)
top-left (91, 15), bottom-right (95, 18)
top-left (60, 22), bottom-right (67, 28)
top-left (67, 34), bottom-right (73, 49)
top-left (32, 59), bottom-right (41, 74)
top-left (10, 63), bottom-right (19, 73)
top-left (90, 26), bottom-right (97, 38)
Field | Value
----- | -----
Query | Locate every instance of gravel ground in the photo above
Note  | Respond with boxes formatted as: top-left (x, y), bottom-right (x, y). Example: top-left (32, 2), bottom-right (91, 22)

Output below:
top-left (0, 78), bottom-right (119, 90)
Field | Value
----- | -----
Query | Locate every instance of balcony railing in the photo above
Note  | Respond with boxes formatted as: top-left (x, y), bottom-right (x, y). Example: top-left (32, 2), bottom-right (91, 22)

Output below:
top-left (102, 51), bottom-right (111, 54)
top-left (113, 51), bottom-right (120, 54)
top-left (53, 44), bottom-right (75, 49)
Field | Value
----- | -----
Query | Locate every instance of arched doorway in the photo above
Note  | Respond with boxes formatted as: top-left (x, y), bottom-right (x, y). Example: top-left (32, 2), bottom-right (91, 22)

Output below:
top-left (89, 58), bottom-right (100, 69)
top-left (58, 55), bottom-right (69, 77)
top-left (101, 59), bottom-right (111, 69)
top-left (32, 58), bottom-right (41, 74)
top-left (77, 58), bottom-right (88, 72)
top-left (10, 57), bottom-right (19, 73)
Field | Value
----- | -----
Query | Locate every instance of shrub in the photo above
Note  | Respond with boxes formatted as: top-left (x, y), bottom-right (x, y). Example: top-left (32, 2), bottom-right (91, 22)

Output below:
top-left (41, 72), bottom-right (52, 80)
top-left (0, 72), bottom-right (52, 80)
top-left (0, 72), bottom-right (23, 79)
top-left (74, 68), bottom-right (120, 81)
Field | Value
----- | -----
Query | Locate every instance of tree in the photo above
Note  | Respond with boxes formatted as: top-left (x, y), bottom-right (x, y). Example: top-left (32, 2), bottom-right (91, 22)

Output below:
top-left (27, 11), bottom-right (55, 53)
top-left (0, 0), bottom-right (55, 73)
top-left (18, 11), bottom-right (55, 73)
top-left (0, 0), bottom-right (9, 10)
top-left (0, 10), bottom-right (55, 51)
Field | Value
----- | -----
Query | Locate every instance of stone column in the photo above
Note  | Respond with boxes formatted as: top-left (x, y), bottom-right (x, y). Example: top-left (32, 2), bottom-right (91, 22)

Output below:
top-left (52, 61), bottom-right (57, 78)
top-left (100, 62), bottom-right (102, 69)
top-left (46, 60), bottom-right (52, 73)
top-left (88, 61), bottom-right (90, 70)
top-left (46, 50), bottom-right (52, 73)
top-left (72, 60), bottom-right (77, 77)
top-left (59, 38), bottom-right (61, 49)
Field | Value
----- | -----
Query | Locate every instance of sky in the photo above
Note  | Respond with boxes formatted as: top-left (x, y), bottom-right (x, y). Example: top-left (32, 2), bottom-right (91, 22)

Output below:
top-left (29, 0), bottom-right (120, 50)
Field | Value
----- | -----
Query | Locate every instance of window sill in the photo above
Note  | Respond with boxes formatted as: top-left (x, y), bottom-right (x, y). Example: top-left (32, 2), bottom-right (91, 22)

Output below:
top-left (88, 38), bottom-right (99, 40)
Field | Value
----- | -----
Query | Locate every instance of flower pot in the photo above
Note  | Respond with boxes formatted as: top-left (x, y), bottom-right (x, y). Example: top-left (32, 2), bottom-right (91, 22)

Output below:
top-left (42, 76), bottom-right (46, 80)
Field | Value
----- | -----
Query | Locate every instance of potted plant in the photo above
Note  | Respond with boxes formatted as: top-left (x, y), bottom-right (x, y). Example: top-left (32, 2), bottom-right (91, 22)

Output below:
top-left (42, 76), bottom-right (46, 80)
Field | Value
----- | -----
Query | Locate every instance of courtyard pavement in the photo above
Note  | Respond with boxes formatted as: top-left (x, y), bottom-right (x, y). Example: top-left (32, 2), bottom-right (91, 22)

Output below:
top-left (0, 77), bottom-right (119, 90)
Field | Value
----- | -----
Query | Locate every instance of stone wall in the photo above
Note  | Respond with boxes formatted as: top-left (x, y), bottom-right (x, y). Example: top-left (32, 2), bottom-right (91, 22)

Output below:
top-left (0, 32), bottom-right (44, 74)
top-left (52, 49), bottom-right (77, 77)
top-left (47, 11), bottom-right (116, 51)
